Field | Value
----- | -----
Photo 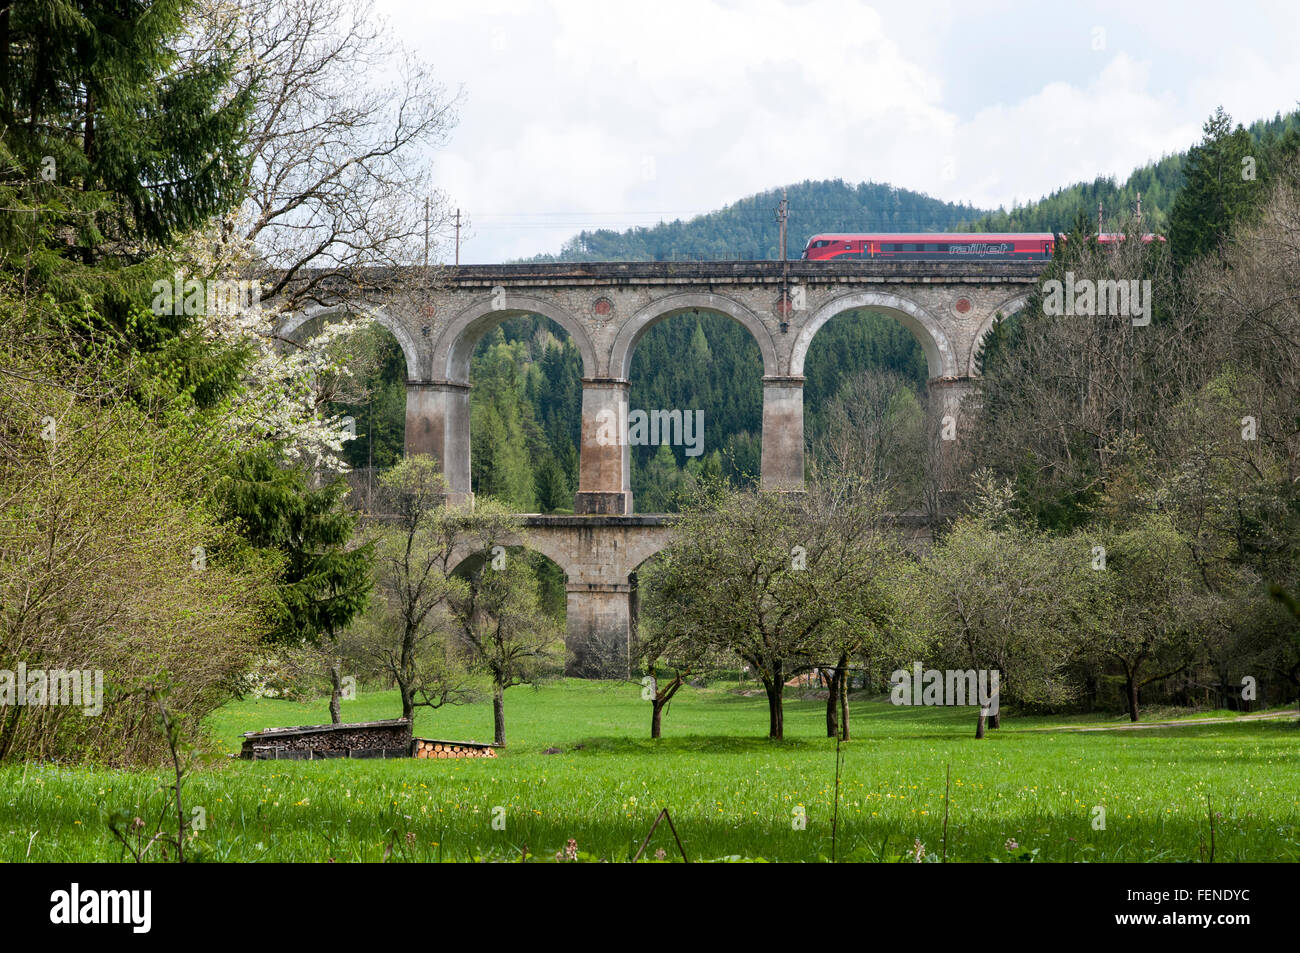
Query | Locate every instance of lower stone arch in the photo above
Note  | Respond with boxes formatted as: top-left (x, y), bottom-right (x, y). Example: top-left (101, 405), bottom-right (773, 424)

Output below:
top-left (611, 292), bottom-right (779, 381)
top-left (278, 304), bottom-right (422, 382)
top-left (791, 291), bottom-right (958, 381)
top-left (627, 528), bottom-right (673, 574)
top-left (447, 537), bottom-right (574, 582)
top-left (967, 292), bottom-right (1031, 377)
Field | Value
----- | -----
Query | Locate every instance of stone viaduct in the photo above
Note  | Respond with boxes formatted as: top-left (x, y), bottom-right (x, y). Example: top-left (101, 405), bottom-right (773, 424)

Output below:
top-left (280, 259), bottom-right (1045, 674)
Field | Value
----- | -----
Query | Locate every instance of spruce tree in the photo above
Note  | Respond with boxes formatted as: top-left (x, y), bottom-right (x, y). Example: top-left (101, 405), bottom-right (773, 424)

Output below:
top-left (217, 450), bottom-right (374, 720)
top-left (1169, 107), bottom-right (1260, 270)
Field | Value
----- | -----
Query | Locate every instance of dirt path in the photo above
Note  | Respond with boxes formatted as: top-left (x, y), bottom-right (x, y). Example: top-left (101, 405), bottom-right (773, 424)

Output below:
top-left (1032, 710), bottom-right (1297, 732)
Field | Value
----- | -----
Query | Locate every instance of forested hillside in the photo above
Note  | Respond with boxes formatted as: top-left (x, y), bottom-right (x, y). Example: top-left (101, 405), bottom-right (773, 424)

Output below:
top-left (526, 180), bottom-right (988, 262)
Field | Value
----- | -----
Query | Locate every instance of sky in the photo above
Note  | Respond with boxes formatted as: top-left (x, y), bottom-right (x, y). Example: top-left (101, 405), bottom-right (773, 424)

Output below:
top-left (375, 0), bottom-right (1300, 262)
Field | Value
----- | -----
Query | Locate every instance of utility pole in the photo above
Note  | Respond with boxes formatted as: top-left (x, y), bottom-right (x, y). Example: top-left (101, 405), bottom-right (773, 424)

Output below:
top-left (775, 188), bottom-right (790, 327)
top-left (775, 188), bottom-right (788, 261)
top-left (453, 208), bottom-right (464, 265)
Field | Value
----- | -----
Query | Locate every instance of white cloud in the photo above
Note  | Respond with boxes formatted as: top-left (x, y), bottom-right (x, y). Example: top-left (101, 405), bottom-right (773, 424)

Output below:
top-left (377, 0), bottom-right (1300, 261)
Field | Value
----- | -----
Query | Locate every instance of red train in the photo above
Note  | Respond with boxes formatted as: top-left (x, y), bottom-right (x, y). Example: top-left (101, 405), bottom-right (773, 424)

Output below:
top-left (801, 232), bottom-right (1162, 261)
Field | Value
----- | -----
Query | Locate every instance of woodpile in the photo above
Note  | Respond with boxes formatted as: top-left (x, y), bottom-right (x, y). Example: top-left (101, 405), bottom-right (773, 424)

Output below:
top-left (239, 718), bottom-right (412, 759)
top-left (238, 721), bottom-right (500, 761)
top-left (412, 738), bottom-right (497, 759)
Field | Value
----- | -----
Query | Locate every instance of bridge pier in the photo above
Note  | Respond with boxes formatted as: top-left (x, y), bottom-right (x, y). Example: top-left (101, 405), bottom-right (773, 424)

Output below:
top-left (927, 376), bottom-right (980, 436)
top-left (565, 582), bottom-right (633, 678)
top-left (761, 376), bottom-right (805, 490)
top-left (405, 380), bottom-right (473, 504)
top-left (927, 376), bottom-right (980, 496)
top-left (575, 378), bottom-right (633, 514)
top-left (509, 515), bottom-right (671, 678)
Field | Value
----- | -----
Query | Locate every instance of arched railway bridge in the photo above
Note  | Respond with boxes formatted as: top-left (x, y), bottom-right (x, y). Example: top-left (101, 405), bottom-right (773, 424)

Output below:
top-left (280, 259), bottom-right (1046, 674)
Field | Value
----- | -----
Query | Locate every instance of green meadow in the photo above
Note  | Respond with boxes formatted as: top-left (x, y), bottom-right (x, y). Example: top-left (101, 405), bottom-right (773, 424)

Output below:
top-left (3, 681), bottom-right (1297, 862)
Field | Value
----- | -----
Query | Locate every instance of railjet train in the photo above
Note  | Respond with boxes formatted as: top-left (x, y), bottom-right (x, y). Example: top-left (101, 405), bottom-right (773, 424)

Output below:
top-left (801, 232), bottom-right (1162, 261)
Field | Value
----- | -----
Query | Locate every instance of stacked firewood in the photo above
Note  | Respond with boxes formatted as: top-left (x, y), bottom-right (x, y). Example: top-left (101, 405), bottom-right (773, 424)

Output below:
top-left (239, 719), bottom-right (412, 758)
top-left (413, 738), bottom-right (497, 759)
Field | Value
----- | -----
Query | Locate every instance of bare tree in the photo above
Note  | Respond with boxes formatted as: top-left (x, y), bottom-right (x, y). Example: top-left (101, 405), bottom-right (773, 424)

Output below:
top-left (192, 0), bottom-right (461, 309)
top-left (810, 369), bottom-right (928, 511)
top-left (368, 456), bottom-right (465, 721)
top-left (969, 220), bottom-right (1178, 525)
top-left (451, 552), bottom-right (561, 746)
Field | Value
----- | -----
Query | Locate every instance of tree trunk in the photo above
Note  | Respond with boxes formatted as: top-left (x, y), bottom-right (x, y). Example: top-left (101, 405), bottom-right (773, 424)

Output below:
top-left (650, 674), bottom-right (683, 739)
top-left (975, 708), bottom-right (987, 739)
top-left (764, 665), bottom-right (785, 740)
top-left (493, 680), bottom-right (506, 746)
top-left (0, 705), bottom-right (21, 761)
top-left (399, 676), bottom-right (414, 722)
top-left (1125, 672), bottom-right (1140, 722)
top-left (329, 661), bottom-right (343, 724)
top-left (825, 667), bottom-right (840, 738)
top-left (838, 653), bottom-right (850, 741)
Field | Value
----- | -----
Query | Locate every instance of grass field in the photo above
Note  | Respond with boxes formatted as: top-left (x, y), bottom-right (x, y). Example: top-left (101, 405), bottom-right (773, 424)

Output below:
top-left (3, 680), bottom-right (1298, 862)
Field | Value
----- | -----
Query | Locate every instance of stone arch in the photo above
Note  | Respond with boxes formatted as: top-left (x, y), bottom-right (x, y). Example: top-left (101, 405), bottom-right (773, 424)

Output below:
top-left (791, 291), bottom-right (958, 381)
top-left (626, 528), bottom-right (673, 575)
top-left (279, 304), bottom-right (423, 382)
top-left (610, 292), bottom-right (779, 381)
top-left (967, 292), bottom-right (1031, 377)
top-left (437, 294), bottom-right (598, 384)
top-left (447, 532), bottom-right (574, 581)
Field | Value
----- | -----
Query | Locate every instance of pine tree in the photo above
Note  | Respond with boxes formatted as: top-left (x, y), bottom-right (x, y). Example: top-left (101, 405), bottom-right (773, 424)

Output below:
top-left (534, 452), bottom-right (571, 513)
top-left (1169, 107), bottom-right (1260, 270)
top-left (1, 0), bottom-right (252, 258)
top-left (0, 0), bottom-right (256, 413)
top-left (217, 450), bottom-right (374, 650)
